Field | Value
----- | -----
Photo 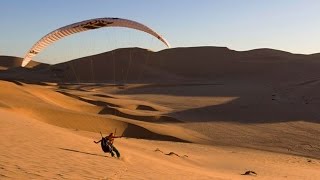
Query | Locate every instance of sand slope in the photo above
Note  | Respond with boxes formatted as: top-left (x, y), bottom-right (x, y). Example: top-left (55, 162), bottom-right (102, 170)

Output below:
top-left (1, 108), bottom-right (319, 179)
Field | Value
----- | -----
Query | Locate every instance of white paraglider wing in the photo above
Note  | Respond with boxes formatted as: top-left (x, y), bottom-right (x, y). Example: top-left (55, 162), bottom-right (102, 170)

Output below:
top-left (22, 18), bottom-right (170, 67)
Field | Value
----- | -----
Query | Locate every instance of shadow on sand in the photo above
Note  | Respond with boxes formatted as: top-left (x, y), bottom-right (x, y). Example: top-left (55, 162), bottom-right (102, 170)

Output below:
top-left (58, 147), bottom-right (109, 158)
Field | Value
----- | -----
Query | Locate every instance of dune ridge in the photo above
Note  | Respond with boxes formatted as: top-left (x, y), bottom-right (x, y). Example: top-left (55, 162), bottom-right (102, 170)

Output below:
top-left (3, 46), bottom-right (320, 83)
top-left (0, 80), bottom-right (206, 143)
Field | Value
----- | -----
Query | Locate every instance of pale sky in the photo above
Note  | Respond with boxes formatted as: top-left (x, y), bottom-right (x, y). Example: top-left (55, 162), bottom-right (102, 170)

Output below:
top-left (1, 0), bottom-right (320, 64)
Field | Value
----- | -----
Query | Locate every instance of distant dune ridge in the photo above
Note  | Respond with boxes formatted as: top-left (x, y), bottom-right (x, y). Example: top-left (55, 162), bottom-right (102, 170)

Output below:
top-left (2, 46), bottom-right (320, 83)
top-left (0, 55), bottom-right (45, 69)
top-left (1, 46), bottom-right (320, 179)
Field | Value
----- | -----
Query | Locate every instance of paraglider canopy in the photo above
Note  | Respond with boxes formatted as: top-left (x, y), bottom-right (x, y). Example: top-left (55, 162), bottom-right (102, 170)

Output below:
top-left (21, 17), bottom-right (171, 67)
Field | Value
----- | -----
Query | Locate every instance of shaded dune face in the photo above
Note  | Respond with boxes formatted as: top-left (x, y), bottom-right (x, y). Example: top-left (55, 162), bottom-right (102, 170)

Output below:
top-left (2, 46), bottom-right (320, 83)
top-left (0, 56), bottom-right (23, 68)
top-left (17, 46), bottom-right (317, 84)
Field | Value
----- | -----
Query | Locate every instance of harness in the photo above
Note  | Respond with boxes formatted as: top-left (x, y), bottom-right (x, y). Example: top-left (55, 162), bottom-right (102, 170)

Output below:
top-left (100, 137), bottom-right (112, 153)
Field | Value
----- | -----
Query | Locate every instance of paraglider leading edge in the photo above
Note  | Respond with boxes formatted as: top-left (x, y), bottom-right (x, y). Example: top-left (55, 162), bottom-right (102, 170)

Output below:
top-left (21, 17), bottom-right (171, 67)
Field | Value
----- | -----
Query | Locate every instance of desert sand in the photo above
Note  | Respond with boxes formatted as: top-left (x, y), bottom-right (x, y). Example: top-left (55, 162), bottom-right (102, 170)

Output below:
top-left (1, 47), bottom-right (320, 179)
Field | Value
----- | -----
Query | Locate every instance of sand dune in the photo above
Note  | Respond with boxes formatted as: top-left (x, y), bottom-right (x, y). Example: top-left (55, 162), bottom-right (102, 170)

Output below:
top-left (1, 108), bottom-right (319, 179)
top-left (1, 46), bottom-right (320, 179)
top-left (8, 46), bottom-right (315, 85)
top-left (0, 80), bottom-right (206, 142)
top-left (0, 56), bottom-right (46, 69)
